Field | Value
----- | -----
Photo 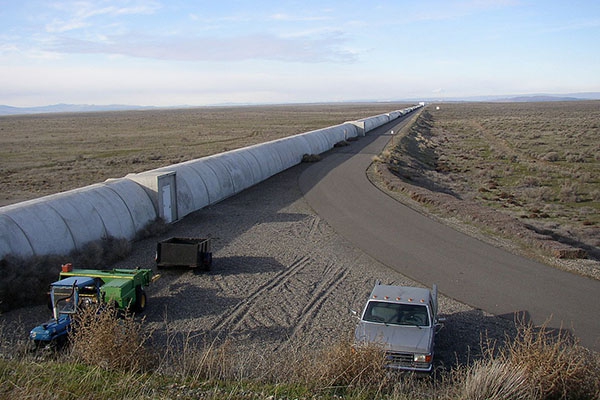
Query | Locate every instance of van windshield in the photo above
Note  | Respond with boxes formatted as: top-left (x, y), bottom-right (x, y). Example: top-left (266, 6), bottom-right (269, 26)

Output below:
top-left (362, 301), bottom-right (430, 327)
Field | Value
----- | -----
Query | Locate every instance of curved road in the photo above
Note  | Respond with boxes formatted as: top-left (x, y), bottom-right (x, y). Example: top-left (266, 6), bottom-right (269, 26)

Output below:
top-left (298, 115), bottom-right (600, 351)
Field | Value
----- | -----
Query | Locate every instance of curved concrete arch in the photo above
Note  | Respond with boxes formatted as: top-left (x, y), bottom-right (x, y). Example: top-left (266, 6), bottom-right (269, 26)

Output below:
top-left (341, 123), bottom-right (360, 140)
top-left (198, 155), bottom-right (237, 202)
top-left (43, 190), bottom-right (107, 250)
top-left (79, 183), bottom-right (138, 240)
top-left (0, 214), bottom-right (34, 258)
top-left (388, 111), bottom-right (401, 120)
top-left (244, 142), bottom-right (285, 182)
top-left (1, 198), bottom-right (75, 257)
top-left (301, 128), bottom-right (331, 154)
top-left (177, 161), bottom-right (220, 207)
top-left (269, 135), bottom-right (312, 170)
top-left (360, 113), bottom-right (392, 133)
top-left (103, 179), bottom-right (157, 233)
top-left (217, 150), bottom-right (259, 194)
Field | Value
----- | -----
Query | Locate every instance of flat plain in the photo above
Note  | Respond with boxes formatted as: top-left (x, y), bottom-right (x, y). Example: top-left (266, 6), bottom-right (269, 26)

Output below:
top-left (0, 103), bottom-right (412, 206)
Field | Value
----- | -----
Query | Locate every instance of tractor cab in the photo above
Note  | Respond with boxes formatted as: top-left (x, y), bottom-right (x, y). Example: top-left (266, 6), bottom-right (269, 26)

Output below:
top-left (50, 276), bottom-right (101, 320)
top-left (30, 276), bottom-right (101, 344)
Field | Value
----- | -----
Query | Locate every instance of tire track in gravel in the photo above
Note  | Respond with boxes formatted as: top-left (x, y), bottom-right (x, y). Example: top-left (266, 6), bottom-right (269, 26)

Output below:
top-left (286, 262), bottom-right (349, 341)
top-left (307, 215), bottom-right (324, 242)
top-left (210, 255), bottom-right (311, 334)
top-left (291, 214), bottom-right (325, 242)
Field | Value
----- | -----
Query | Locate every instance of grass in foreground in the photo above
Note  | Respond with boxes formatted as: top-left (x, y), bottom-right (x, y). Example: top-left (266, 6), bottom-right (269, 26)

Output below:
top-left (1, 305), bottom-right (598, 399)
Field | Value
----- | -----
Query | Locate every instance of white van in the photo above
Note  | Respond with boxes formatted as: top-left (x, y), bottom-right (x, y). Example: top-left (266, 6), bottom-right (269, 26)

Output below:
top-left (354, 282), bottom-right (443, 372)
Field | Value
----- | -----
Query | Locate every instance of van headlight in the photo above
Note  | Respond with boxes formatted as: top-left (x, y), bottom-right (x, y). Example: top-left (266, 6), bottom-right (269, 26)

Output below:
top-left (414, 353), bottom-right (432, 363)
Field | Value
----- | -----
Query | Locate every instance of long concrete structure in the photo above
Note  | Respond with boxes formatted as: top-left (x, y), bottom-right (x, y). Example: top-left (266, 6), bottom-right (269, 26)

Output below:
top-left (0, 105), bottom-right (422, 259)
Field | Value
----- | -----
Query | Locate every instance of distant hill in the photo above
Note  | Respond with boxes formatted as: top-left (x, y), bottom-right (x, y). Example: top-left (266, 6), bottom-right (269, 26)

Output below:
top-left (408, 92), bottom-right (600, 103)
top-left (496, 95), bottom-right (583, 102)
top-left (2, 93), bottom-right (599, 116)
top-left (0, 103), bottom-right (159, 116)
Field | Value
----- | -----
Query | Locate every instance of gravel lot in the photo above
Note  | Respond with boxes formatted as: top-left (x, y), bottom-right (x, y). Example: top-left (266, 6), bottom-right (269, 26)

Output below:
top-left (2, 140), bottom-right (517, 370)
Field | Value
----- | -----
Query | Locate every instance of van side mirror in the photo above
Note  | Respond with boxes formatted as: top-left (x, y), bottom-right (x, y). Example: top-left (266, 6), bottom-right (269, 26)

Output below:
top-left (435, 317), bottom-right (446, 333)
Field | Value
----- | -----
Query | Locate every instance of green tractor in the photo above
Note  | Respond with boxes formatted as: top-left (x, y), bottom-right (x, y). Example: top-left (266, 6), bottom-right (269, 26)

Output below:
top-left (29, 264), bottom-right (159, 346)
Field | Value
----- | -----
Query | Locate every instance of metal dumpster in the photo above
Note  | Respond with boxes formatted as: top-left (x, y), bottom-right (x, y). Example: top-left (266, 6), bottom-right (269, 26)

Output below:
top-left (156, 237), bottom-right (212, 271)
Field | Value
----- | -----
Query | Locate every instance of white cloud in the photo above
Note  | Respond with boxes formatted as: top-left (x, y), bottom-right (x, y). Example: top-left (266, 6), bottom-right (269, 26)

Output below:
top-left (268, 13), bottom-right (330, 22)
top-left (45, 0), bottom-right (161, 33)
top-left (48, 32), bottom-right (357, 63)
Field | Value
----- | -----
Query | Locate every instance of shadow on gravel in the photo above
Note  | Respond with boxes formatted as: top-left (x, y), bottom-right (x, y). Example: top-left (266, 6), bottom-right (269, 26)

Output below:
top-left (434, 309), bottom-right (519, 370)
top-left (145, 287), bottom-right (241, 323)
top-left (211, 256), bottom-right (286, 276)
top-left (434, 308), bottom-right (580, 371)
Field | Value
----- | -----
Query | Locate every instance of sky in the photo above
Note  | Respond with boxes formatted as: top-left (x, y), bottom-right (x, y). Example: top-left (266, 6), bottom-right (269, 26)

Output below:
top-left (1, 0), bottom-right (599, 107)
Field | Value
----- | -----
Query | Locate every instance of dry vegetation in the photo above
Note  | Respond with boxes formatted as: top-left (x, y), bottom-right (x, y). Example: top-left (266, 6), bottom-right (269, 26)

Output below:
top-left (374, 101), bottom-right (600, 278)
top-left (0, 103), bottom-right (410, 206)
top-left (1, 305), bottom-right (598, 399)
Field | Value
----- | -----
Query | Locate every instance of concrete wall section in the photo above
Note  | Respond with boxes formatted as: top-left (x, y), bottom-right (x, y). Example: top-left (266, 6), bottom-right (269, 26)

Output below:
top-left (103, 179), bottom-right (157, 234)
top-left (0, 214), bottom-right (34, 258)
top-left (0, 178), bottom-right (156, 258)
top-left (244, 142), bottom-right (285, 182)
top-left (81, 183), bottom-right (138, 240)
top-left (348, 121), bottom-right (366, 136)
top-left (0, 198), bottom-right (75, 257)
top-left (360, 113), bottom-right (391, 133)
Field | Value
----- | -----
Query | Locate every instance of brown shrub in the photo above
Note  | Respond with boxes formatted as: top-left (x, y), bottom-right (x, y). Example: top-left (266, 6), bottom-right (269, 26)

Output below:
top-left (69, 304), bottom-right (155, 372)
top-left (505, 323), bottom-right (600, 399)
top-left (0, 254), bottom-right (66, 312)
top-left (459, 360), bottom-right (532, 400)
top-left (454, 322), bottom-right (600, 400)
top-left (542, 152), bottom-right (560, 162)
top-left (302, 153), bottom-right (322, 163)
top-left (312, 341), bottom-right (391, 390)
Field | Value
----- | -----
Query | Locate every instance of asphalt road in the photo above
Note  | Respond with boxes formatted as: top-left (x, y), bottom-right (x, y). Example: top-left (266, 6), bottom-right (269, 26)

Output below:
top-left (298, 116), bottom-right (600, 351)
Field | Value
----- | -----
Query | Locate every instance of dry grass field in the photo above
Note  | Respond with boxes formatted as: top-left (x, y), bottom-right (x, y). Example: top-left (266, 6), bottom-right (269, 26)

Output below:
top-left (0, 103), bottom-right (411, 206)
top-left (376, 101), bottom-right (600, 276)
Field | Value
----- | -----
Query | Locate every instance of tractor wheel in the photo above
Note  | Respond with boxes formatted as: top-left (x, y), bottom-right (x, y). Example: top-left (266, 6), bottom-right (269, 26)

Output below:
top-left (134, 286), bottom-right (147, 313)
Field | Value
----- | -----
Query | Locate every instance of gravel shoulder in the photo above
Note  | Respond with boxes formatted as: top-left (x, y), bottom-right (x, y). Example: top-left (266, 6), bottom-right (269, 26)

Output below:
top-left (1, 140), bottom-right (518, 369)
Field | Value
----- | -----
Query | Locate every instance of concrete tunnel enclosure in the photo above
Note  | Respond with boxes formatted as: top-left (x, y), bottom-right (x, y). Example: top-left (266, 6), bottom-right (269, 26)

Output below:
top-left (0, 106), bottom-right (422, 259)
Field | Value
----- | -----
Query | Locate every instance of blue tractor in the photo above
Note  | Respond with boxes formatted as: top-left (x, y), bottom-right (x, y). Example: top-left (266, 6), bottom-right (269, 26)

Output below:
top-left (29, 264), bottom-right (158, 347)
top-left (29, 275), bottom-right (101, 346)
